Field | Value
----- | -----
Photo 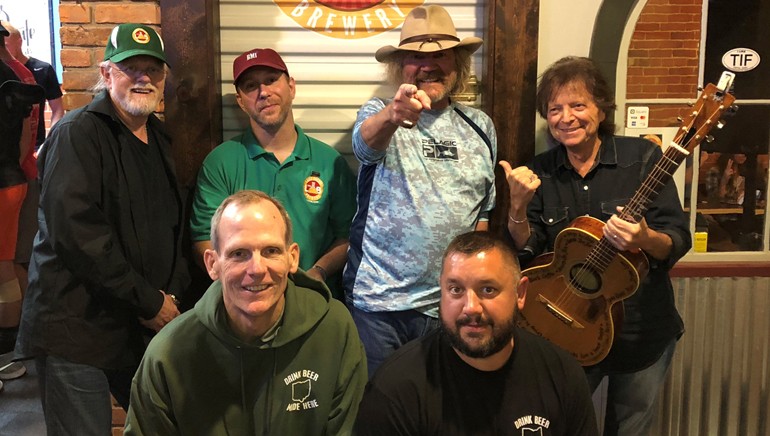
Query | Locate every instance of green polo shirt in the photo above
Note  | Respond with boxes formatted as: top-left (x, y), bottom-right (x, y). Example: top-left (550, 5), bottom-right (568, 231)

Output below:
top-left (191, 125), bottom-right (356, 272)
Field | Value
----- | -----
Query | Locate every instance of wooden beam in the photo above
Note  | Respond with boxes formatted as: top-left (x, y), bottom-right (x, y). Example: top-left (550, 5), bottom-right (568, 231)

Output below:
top-left (484, 0), bottom-right (539, 235)
top-left (159, 0), bottom-right (222, 188)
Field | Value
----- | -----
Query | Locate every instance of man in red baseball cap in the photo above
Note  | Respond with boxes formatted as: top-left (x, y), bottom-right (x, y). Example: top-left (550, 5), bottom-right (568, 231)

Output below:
top-left (190, 48), bottom-right (356, 301)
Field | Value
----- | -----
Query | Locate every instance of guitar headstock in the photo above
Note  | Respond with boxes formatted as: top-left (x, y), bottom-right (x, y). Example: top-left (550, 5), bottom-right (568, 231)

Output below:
top-left (672, 71), bottom-right (736, 153)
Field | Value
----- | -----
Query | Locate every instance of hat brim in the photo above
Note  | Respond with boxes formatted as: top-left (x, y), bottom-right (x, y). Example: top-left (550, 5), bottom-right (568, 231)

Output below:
top-left (109, 49), bottom-right (168, 65)
top-left (375, 37), bottom-right (483, 63)
top-left (234, 63), bottom-right (289, 86)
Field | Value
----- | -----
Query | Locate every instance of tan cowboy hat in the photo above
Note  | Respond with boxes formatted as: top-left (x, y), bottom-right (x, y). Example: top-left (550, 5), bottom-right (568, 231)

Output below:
top-left (375, 5), bottom-right (483, 63)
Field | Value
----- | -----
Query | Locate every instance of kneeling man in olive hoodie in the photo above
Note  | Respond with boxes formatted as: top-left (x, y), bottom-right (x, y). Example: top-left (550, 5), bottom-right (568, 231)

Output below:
top-left (125, 190), bottom-right (367, 435)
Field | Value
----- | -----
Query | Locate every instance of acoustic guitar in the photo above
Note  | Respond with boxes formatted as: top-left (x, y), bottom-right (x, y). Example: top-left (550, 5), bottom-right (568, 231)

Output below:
top-left (517, 72), bottom-right (737, 366)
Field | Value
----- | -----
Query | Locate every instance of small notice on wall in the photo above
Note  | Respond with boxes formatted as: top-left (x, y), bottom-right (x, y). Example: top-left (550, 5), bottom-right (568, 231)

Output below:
top-left (626, 106), bottom-right (649, 129)
top-left (722, 48), bottom-right (761, 72)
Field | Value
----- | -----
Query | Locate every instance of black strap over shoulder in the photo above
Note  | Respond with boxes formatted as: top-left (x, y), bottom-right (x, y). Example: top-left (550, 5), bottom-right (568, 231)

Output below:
top-left (453, 106), bottom-right (494, 163)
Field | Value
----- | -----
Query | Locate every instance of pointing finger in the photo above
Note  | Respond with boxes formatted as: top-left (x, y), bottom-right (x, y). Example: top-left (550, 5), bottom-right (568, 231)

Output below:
top-left (398, 84), bottom-right (418, 100)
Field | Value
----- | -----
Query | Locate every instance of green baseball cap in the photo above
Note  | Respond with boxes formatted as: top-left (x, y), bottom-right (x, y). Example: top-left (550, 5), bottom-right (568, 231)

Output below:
top-left (104, 24), bottom-right (167, 64)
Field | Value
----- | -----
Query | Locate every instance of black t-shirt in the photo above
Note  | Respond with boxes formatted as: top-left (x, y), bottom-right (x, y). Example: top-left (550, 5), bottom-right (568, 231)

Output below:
top-left (25, 57), bottom-right (62, 147)
top-left (122, 126), bottom-right (179, 292)
top-left (355, 328), bottom-right (598, 436)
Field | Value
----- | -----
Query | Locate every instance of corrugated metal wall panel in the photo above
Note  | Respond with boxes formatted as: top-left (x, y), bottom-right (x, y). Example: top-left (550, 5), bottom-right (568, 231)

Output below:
top-left (652, 277), bottom-right (770, 436)
top-left (218, 0), bottom-right (486, 152)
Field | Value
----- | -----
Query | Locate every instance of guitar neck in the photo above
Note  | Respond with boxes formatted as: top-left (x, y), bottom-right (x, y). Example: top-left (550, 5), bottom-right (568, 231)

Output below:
top-left (621, 145), bottom-right (690, 222)
top-left (619, 79), bottom-right (736, 223)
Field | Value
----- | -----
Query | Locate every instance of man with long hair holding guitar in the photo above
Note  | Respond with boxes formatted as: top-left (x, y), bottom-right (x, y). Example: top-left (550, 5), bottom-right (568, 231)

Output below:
top-left (501, 56), bottom-right (692, 436)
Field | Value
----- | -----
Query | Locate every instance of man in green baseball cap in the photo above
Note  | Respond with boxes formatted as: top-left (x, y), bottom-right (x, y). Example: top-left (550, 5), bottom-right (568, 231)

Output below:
top-left (104, 23), bottom-right (168, 65)
top-left (15, 23), bottom-right (189, 434)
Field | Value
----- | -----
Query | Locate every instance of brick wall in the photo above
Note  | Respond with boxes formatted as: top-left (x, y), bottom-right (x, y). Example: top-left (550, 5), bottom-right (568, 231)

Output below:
top-left (112, 397), bottom-right (127, 436)
top-left (58, 0), bottom-right (161, 111)
top-left (626, 0), bottom-right (702, 127)
top-left (57, 3), bottom-right (161, 430)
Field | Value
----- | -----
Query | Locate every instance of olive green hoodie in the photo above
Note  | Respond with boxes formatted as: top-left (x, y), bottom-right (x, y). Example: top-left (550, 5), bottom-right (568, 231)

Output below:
top-left (125, 270), bottom-right (367, 435)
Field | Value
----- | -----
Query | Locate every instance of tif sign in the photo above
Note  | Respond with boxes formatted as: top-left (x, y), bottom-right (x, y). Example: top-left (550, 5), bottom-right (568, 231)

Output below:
top-left (722, 48), bottom-right (761, 73)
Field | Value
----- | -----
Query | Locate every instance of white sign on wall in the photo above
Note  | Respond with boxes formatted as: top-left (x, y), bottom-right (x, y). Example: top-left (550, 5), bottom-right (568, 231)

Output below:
top-left (627, 106), bottom-right (649, 129)
top-left (0, 0), bottom-right (54, 66)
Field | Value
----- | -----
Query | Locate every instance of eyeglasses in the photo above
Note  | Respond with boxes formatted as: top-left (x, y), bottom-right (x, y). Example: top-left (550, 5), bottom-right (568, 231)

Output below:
top-left (110, 63), bottom-right (165, 80)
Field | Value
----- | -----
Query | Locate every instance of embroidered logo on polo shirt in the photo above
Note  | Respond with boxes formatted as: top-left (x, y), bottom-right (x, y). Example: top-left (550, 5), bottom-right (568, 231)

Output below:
top-left (304, 172), bottom-right (324, 203)
top-left (284, 369), bottom-right (321, 412)
top-left (422, 138), bottom-right (459, 161)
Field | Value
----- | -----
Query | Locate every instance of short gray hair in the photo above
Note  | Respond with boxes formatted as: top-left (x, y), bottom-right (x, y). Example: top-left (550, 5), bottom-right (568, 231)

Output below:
top-left (90, 61), bottom-right (111, 93)
top-left (209, 190), bottom-right (294, 252)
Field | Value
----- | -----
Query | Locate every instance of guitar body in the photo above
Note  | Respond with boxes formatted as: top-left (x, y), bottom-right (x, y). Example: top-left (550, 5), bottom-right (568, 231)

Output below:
top-left (517, 216), bottom-right (650, 366)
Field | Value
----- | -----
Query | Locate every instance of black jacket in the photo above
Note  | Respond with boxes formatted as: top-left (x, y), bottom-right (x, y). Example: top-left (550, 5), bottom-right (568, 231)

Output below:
top-left (16, 90), bottom-right (189, 369)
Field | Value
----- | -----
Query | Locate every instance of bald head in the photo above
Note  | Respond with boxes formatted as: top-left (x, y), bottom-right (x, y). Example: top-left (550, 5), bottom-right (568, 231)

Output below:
top-left (0, 21), bottom-right (23, 58)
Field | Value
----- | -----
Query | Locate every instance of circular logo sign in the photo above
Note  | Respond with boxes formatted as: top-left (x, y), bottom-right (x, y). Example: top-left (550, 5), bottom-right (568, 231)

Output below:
top-left (722, 48), bottom-right (761, 72)
top-left (304, 175), bottom-right (325, 202)
top-left (132, 28), bottom-right (151, 44)
top-left (276, 0), bottom-right (424, 39)
top-left (316, 0), bottom-right (383, 12)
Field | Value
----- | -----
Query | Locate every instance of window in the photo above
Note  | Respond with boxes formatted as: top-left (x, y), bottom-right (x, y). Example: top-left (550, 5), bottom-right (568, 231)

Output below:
top-left (686, 0), bottom-right (770, 254)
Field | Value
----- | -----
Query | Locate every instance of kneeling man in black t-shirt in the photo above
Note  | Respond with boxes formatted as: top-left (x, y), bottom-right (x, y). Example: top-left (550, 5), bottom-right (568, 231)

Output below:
top-left (355, 231), bottom-right (598, 436)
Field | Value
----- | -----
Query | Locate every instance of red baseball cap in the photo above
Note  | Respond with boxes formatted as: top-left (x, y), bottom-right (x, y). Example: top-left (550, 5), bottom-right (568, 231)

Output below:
top-left (232, 48), bottom-right (289, 85)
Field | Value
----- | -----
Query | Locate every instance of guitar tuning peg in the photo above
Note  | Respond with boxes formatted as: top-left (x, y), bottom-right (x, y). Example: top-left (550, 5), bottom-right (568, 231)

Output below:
top-left (676, 116), bottom-right (684, 122)
top-left (687, 101), bottom-right (694, 107)
top-left (697, 86), bottom-right (704, 92)
top-left (728, 104), bottom-right (739, 114)
top-left (705, 135), bottom-right (715, 143)
top-left (716, 120), bottom-right (726, 129)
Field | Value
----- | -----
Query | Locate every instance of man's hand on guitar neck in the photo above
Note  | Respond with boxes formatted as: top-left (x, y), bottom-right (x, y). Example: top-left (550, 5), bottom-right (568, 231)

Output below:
top-left (604, 206), bottom-right (673, 260)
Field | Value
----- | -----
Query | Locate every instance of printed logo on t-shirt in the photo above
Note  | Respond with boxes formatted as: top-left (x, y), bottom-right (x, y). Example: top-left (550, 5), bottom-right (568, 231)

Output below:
top-left (304, 172), bottom-right (324, 203)
top-left (513, 414), bottom-right (550, 434)
top-left (283, 369), bottom-right (321, 412)
top-left (422, 139), bottom-right (459, 161)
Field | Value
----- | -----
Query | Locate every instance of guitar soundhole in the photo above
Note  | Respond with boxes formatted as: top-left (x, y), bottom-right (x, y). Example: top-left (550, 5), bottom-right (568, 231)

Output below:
top-left (569, 263), bottom-right (602, 295)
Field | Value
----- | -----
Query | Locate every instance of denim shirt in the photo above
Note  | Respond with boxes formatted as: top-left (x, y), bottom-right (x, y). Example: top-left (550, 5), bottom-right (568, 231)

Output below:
top-left (522, 134), bottom-right (691, 373)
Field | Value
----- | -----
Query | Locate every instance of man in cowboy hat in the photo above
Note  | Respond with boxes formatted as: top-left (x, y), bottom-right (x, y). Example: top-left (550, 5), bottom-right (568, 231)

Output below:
top-left (15, 23), bottom-right (189, 433)
top-left (344, 4), bottom-right (497, 377)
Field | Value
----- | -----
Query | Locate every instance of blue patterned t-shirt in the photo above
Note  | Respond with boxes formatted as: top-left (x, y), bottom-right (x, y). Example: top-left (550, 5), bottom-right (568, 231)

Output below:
top-left (344, 98), bottom-right (497, 317)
